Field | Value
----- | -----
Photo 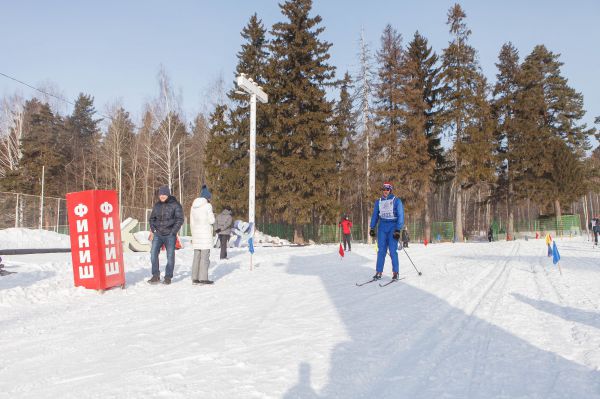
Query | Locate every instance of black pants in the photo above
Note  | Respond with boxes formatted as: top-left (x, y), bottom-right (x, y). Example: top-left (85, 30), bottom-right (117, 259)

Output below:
top-left (343, 234), bottom-right (351, 251)
top-left (403, 241), bottom-right (408, 248)
top-left (219, 234), bottom-right (230, 259)
top-left (594, 231), bottom-right (598, 245)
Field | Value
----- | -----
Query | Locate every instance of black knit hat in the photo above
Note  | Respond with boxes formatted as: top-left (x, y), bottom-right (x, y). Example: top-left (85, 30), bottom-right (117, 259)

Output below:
top-left (158, 186), bottom-right (170, 196)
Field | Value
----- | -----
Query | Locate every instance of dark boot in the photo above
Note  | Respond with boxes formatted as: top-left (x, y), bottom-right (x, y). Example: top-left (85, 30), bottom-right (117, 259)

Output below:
top-left (192, 279), bottom-right (201, 285)
top-left (162, 277), bottom-right (172, 285)
top-left (147, 275), bottom-right (160, 284)
top-left (372, 272), bottom-right (382, 280)
top-left (199, 280), bottom-right (214, 285)
top-left (392, 272), bottom-right (399, 280)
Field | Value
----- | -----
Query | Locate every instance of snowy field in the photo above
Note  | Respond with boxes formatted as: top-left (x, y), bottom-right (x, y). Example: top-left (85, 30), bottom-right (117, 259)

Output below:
top-left (1, 229), bottom-right (600, 399)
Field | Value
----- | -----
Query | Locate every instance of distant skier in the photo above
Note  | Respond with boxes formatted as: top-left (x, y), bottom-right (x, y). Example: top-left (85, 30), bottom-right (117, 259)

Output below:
top-left (215, 206), bottom-right (233, 259)
top-left (401, 226), bottom-right (410, 248)
top-left (369, 182), bottom-right (404, 280)
top-left (593, 218), bottom-right (600, 246)
top-left (487, 226), bottom-right (493, 242)
top-left (339, 215), bottom-right (353, 252)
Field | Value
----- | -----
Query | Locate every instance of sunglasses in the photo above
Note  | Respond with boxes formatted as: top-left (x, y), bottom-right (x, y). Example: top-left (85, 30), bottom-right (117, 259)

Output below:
top-left (382, 188), bottom-right (391, 191)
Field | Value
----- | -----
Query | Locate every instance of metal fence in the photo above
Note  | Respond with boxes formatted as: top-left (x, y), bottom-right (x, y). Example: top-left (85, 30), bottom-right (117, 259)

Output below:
top-left (0, 191), bottom-right (582, 244)
top-left (257, 220), bottom-right (457, 244)
top-left (491, 214), bottom-right (582, 240)
top-left (259, 215), bottom-right (581, 244)
top-left (0, 191), bottom-right (152, 234)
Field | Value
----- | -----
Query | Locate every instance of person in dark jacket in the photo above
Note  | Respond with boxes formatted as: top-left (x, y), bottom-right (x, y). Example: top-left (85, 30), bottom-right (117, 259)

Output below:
top-left (147, 185), bottom-right (184, 285)
top-left (487, 226), bottom-right (493, 242)
top-left (401, 226), bottom-right (410, 248)
top-left (215, 206), bottom-right (233, 259)
top-left (593, 218), bottom-right (600, 246)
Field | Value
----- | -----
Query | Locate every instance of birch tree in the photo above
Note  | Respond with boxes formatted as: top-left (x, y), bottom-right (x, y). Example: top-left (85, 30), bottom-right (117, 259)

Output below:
top-left (150, 67), bottom-right (188, 197)
top-left (0, 95), bottom-right (24, 177)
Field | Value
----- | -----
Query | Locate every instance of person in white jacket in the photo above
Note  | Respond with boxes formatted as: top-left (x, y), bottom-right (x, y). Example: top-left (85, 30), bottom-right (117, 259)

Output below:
top-left (190, 185), bottom-right (215, 284)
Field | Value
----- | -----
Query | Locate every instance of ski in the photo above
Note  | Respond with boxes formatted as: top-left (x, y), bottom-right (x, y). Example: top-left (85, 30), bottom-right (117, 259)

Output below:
top-left (355, 278), bottom-right (379, 287)
top-left (379, 277), bottom-right (405, 287)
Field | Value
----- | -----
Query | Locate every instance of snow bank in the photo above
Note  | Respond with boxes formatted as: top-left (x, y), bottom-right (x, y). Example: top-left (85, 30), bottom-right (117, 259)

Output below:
top-left (133, 230), bottom-right (291, 248)
top-left (0, 228), bottom-right (70, 249)
top-left (253, 230), bottom-right (291, 246)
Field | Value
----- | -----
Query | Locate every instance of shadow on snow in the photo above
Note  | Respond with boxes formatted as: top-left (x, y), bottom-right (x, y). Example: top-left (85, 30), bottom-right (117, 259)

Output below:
top-left (283, 250), bottom-right (600, 399)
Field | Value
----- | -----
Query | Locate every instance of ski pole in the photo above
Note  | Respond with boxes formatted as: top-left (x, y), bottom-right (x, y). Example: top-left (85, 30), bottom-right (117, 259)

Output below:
top-left (402, 247), bottom-right (422, 276)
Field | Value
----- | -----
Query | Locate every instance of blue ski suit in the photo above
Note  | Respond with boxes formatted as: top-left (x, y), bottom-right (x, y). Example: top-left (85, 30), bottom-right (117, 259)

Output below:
top-left (370, 194), bottom-right (404, 273)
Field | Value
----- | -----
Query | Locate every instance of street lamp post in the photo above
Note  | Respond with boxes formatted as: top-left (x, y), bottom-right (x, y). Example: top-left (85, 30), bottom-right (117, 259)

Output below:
top-left (236, 73), bottom-right (268, 228)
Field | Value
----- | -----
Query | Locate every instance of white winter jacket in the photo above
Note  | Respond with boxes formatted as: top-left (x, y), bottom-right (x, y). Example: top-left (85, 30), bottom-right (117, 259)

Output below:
top-left (190, 197), bottom-right (215, 250)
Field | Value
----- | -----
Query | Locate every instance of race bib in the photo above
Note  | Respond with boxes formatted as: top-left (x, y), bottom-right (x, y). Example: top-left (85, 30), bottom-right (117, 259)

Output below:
top-left (379, 199), bottom-right (395, 219)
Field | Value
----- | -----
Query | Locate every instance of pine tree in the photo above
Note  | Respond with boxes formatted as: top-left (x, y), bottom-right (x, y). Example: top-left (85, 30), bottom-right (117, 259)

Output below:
top-left (545, 139), bottom-right (588, 209)
top-left (266, 0), bottom-right (337, 243)
top-left (332, 72), bottom-right (356, 216)
top-left (188, 113), bottom-right (210, 197)
top-left (440, 4), bottom-right (491, 241)
top-left (515, 45), bottom-right (595, 218)
top-left (65, 93), bottom-right (102, 191)
top-left (372, 24), bottom-right (404, 190)
top-left (204, 104), bottom-right (231, 211)
top-left (222, 14), bottom-right (270, 219)
top-left (457, 74), bottom-right (496, 191)
top-left (492, 42), bottom-right (521, 239)
top-left (13, 99), bottom-right (68, 196)
top-left (399, 31), bottom-right (445, 241)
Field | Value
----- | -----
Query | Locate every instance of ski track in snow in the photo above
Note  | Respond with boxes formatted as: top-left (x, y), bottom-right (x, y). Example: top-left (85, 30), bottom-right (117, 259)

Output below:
top-left (1, 229), bottom-right (600, 398)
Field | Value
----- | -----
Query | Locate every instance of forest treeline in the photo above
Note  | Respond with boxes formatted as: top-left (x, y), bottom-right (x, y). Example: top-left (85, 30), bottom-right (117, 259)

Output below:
top-left (1, 1), bottom-right (598, 243)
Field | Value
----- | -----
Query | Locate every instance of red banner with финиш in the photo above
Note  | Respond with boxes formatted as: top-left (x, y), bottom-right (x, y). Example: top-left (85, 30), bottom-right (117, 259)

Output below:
top-left (66, 190), bottom-right (125, 290)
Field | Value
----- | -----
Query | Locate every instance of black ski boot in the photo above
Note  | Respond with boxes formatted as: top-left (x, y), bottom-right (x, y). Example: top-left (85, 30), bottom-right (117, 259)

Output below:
top-left (392, 272), bottom-right (399, 280)
top-left (199, 280), bottom-right (214, 285)
top-left (372, 272), bottom-right (382, 280)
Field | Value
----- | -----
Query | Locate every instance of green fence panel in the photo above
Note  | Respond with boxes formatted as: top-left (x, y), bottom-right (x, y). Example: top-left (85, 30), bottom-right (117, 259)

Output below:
top-left (535, 215), bottom-right (581, 236)
top-left (491, 215), bottom-right (581, 239)
top-left (432, 222), bottom-right (454, 242)
top-left (257, 220), bottom-right (457, 244)
top-left (405, 220), bottom-right (423, 243)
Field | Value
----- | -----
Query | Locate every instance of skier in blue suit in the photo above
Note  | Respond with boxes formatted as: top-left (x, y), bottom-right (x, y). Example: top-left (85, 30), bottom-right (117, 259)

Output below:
top-left (369, 182), bottom-right (404, 280)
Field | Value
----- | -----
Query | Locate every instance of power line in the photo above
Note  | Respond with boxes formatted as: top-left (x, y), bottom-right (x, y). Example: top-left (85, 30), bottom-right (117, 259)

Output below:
top-left (0, 71), bottom-right (113, 121)
top-left (0, 71), bottom-right (76, 107)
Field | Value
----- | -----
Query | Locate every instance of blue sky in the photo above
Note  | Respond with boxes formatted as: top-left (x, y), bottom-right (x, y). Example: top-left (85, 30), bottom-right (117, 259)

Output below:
top-left (1, 0), bottom-right (598, 140)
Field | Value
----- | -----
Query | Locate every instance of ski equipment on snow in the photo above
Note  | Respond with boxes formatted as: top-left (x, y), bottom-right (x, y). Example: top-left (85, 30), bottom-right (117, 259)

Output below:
top-left (402, 247), bottom-right (422, 276)
top-left (379, 277), bottom-right (405, 287)
top-left (355, 278), bottom-right (378, 286)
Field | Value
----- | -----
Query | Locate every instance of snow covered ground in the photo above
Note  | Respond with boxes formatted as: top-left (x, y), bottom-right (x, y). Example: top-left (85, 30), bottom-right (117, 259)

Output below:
top-left (1, 229), bottom-right (599, 398)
